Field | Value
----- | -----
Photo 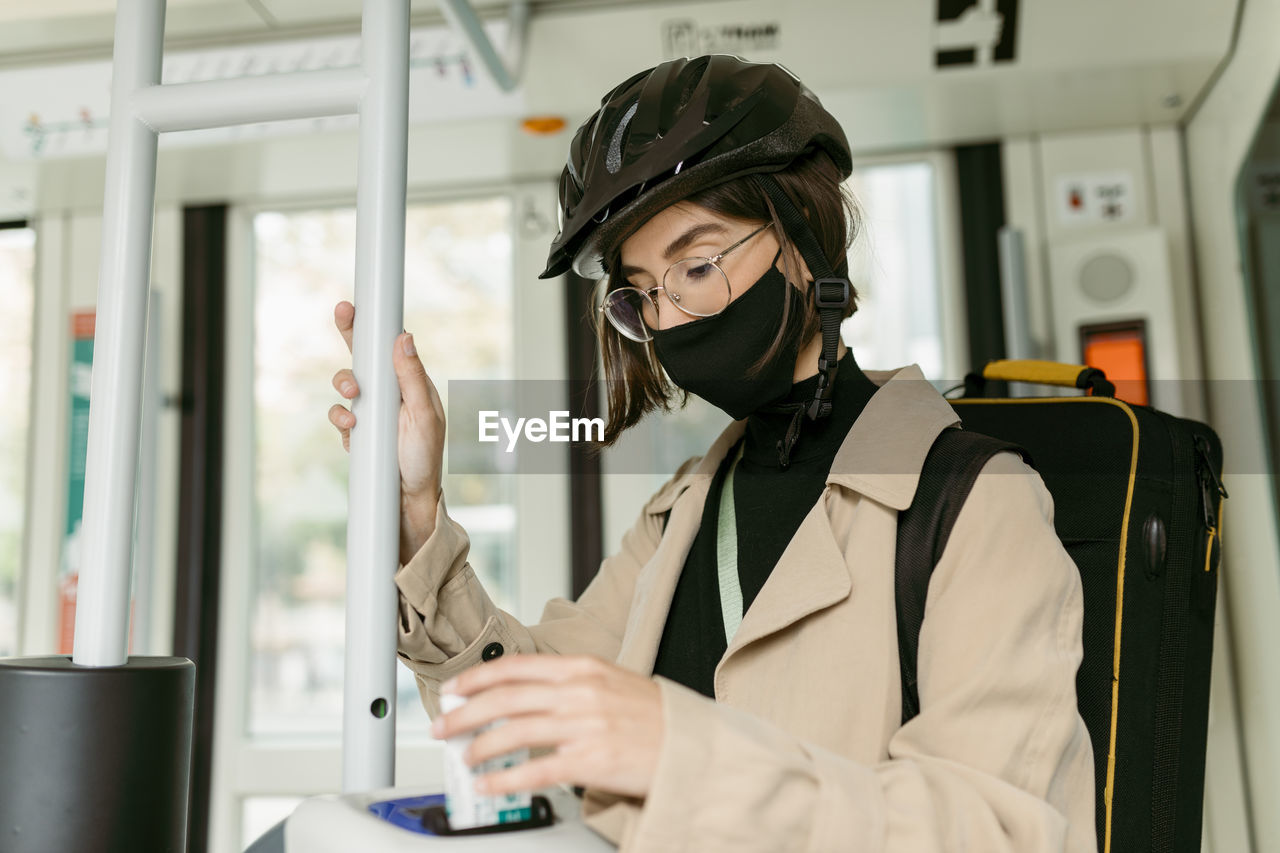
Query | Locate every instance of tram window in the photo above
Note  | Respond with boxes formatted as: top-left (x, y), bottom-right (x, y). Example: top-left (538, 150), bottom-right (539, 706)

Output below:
top-left (249, 199), bottom-right (514, 738)
top-left (0, 226), bottom-right (34, 657)
top-left (844, 161), bottom-right (946, 379)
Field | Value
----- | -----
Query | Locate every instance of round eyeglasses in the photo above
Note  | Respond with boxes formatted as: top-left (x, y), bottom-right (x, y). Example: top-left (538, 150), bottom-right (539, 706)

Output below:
top-left (598, 222), bottom-right (774, 342)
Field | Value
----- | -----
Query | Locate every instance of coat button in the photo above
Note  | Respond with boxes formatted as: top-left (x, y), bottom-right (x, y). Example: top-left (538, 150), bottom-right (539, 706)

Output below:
top-left (482, 642), bottom-right (504, 661)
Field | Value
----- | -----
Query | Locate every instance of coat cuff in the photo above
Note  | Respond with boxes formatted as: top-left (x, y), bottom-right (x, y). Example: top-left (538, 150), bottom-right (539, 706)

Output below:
top-left (398, 612), bottom-right (523, 717)
top-left (394, 493), bottom-right (468, 608)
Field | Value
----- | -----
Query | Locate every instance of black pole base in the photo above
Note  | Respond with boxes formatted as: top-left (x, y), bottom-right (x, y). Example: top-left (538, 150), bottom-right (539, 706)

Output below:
top-left (0, 655), bottom-right (195, 853)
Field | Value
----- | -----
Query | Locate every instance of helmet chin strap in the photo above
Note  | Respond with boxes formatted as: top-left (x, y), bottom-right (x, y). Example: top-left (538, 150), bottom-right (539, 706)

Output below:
top-left (752, 174), bottom-right (852, 469)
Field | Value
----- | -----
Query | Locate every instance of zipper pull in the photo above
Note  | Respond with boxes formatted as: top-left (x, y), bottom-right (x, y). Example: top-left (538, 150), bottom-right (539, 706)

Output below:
top-left (1195, 435), bottom-right (1228, 532)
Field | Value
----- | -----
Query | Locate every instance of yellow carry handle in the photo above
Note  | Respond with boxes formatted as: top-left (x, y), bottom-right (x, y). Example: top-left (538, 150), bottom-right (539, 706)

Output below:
top-left (966, 360), bottom-right (1116, 397)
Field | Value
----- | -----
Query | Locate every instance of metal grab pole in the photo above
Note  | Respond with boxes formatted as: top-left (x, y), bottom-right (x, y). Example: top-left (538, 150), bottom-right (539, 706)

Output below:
top-left (73, 0), bottom-right (165, 667)
top-left (344, 0), bottom-right (410, 792)
top-left (132, 68), bottom-right (366, 132)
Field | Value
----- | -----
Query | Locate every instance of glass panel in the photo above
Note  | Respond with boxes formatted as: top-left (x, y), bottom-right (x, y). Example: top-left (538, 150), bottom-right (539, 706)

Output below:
top-left (250, 199), bottom-right (514, 739)
top-left (845, 162), bottom-right (945, 379)
top-left (0, 227), bottom-right (35, 656)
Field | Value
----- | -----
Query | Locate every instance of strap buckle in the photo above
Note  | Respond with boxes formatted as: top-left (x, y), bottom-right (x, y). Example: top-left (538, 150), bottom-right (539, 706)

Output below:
top-left (814, 278), bottom-right (851, 309)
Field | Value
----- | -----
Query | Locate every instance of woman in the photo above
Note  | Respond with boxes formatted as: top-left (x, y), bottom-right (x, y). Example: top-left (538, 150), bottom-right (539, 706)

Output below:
top-left (329, 55), bottom-right (1096, 852)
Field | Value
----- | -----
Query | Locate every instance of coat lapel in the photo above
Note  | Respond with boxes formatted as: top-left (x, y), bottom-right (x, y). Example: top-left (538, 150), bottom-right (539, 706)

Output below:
top-left (825, 364), bottom-right (961, 510)
top-left (719, 492), bottom-right (852, 664)
top-left (615, 477), bottom-right (711, 675)
top-left (614, 421), bottom-right (745, 676)
top-left (715, 364), bottom-right (956, 666)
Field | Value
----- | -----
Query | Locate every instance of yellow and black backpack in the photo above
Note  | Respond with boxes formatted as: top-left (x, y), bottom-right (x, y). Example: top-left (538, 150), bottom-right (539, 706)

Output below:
top-left (897, 360), bottom-right (1227, 853)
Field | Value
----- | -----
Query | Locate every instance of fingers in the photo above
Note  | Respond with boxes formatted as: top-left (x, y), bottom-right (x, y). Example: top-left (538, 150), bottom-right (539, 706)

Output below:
top-left (432, 656), bottom-right (609, 740)
top-left (328, 402), bottom-right (355, 430)
top-left (475, 752), bottom-right (571, 797)
top-left (394, 332), bottom-right (444, 420)
top-left (332, 368), bottom-right (358, 399)
top-left (466, 715), bottom-right (575, 767)
top-left (443, 654), bottom-right (605, 699)
top-left (328, 403), bottom-right (353, 452)
top-left (331, 319), bottom-right (446, 484)
top-left (334, 301), bottom-right (355, 354)
top-left (434, 683), bottom-right (565, 740)
top-left (432, 656), bottom-right (663, 801)
top-left (333, 313), bottom-right (437, 418)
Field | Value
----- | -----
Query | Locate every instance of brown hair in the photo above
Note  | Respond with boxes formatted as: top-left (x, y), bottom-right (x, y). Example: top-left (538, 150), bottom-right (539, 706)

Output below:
top-left (589, 148), bottom-right (862, 448)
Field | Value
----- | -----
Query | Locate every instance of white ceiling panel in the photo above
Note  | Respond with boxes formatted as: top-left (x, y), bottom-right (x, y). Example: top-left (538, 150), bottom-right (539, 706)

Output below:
top-left (0, 0), bottom-right (115, 21)
top-left (0, 18), bottom-right (525, 161)
top-left (0, 0), bottom-right (243, 19)
top-left (0, 1), bottom-right (272, 66)
top-left (252, 0), bottom-right (647, 28)
top-left (0, 0), bottom-right (1248, 162)
top-left (0, 0), bottom-right (648, 63)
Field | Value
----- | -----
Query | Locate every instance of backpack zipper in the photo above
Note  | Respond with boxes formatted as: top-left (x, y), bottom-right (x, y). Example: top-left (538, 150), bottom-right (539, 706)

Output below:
top-left (1194, 435), bottom-right (1228, 533)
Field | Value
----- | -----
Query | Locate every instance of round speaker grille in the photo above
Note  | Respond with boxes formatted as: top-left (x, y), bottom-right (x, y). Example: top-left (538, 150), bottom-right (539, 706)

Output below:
top-left (1079, 253), bottom-right (1135, 303)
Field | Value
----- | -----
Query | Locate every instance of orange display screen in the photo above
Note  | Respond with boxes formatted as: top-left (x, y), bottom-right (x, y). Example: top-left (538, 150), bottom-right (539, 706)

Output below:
top-left (1081, 322), bottom-right (1149, 406)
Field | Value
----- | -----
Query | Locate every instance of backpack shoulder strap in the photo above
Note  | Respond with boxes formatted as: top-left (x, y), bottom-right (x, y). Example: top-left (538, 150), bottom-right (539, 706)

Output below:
top-left (895, 428), bottom-right (1030, 725)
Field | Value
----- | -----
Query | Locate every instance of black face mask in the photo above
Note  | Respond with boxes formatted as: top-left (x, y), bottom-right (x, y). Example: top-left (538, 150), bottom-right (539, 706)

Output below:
top-left (651, 262), bottom-right (806, 420)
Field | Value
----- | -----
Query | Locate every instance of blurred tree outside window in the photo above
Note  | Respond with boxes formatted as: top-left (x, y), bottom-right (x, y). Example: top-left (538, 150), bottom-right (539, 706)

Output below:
top-left (250, 199), bottom-right (514, 739)
top-left (844, 161), bottom-right (945, 379)
top-left (0, 226), bottom-right (35, 657)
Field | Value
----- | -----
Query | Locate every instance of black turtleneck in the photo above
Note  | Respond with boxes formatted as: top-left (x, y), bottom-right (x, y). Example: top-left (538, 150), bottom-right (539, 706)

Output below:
top-left (651, 349), bottom-right (879, 697)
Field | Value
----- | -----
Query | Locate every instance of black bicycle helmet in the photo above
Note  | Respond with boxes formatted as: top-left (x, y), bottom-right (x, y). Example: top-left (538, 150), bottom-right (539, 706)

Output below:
top-left (539, 54), bottom-right (853, 280)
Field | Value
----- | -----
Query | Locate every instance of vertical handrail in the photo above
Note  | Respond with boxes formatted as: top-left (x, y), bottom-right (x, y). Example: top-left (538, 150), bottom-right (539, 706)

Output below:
top-left (345, 0), bottom-right (410, 792)
top-left (997, 226), bottom-right (1034, 359)
top-left (76, 0), bottom-right (410, 791)
top-left (74, 0), bottom-right (164, 667)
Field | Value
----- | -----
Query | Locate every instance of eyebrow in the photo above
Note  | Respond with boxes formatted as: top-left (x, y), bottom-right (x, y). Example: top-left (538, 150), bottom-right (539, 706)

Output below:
top-left (618, 222), bottom-right (728, 278)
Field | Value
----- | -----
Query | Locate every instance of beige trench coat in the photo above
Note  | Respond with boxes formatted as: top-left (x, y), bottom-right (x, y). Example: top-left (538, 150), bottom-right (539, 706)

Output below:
top-left (395, 365), bottom-right (1097, 852)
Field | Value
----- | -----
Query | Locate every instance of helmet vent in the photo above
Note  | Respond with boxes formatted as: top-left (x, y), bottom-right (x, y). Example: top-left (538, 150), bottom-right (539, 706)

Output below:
top-left (606, 101), bottom-right (639, 175)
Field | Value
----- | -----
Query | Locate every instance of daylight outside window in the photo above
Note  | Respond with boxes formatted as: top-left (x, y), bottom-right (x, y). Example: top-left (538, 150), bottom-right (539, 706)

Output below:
top-left (844, 161), bottom-right (945, 380)
top-left (0, 226), bottom-right (35, 657)
top-left (249, 198), bottom-right (514, 740)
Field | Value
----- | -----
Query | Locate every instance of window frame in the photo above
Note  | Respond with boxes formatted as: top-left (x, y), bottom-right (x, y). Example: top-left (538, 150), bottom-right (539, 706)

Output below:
top-left (210, 181), bottom-right (568, 852)
top-left (846, 147), bottom-right (968, 382)
top-left (0, 220), bottom-right (33, 658)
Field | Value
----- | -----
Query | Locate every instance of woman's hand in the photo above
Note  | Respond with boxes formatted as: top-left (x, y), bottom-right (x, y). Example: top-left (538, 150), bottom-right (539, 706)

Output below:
top-left (432, 655), bottom-right (664, 800)
top-left (328, 300), bottom-right (445, 564)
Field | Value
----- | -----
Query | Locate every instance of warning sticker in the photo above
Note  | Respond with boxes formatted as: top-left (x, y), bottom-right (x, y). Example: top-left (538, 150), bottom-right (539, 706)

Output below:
top-left (1055, 172), bottom-right (1137, 226)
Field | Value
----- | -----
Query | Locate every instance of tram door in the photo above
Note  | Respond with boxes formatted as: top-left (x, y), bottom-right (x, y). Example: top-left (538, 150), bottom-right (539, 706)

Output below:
top-left (208, 182), bottom-right (574, 851)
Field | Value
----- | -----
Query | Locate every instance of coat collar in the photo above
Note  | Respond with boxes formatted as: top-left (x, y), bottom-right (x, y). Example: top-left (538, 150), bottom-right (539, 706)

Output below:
top-left (825, 364), bottom-right (962, 509)
top-left (642, 364), bottom-right (960, 515)
top-left (619, 364), bottom-right (958, 677)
